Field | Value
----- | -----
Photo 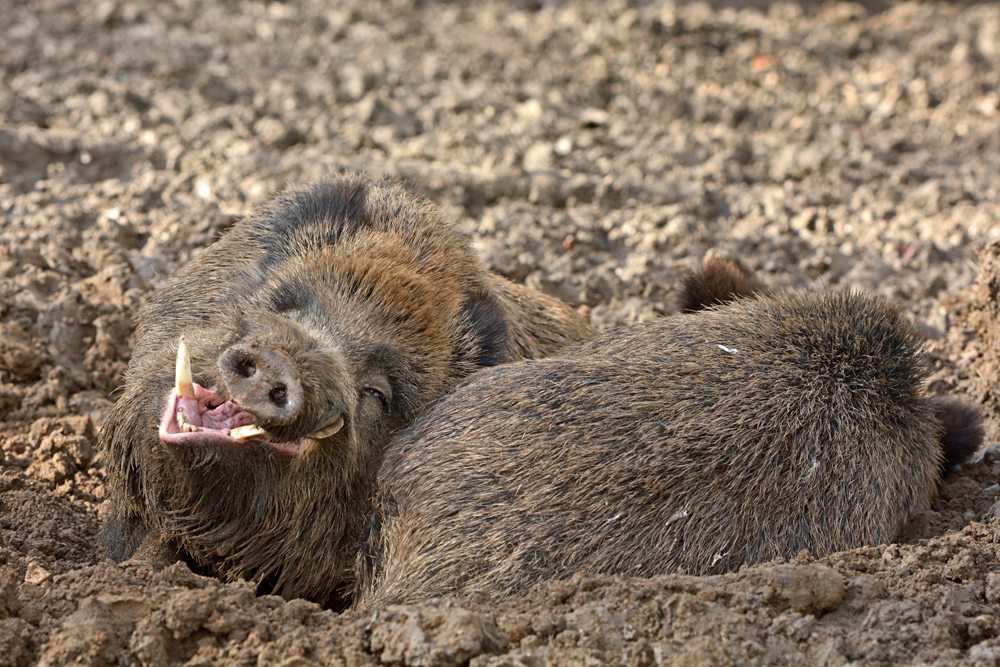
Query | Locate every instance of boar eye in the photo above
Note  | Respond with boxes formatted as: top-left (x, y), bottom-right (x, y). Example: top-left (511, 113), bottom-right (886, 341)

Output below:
top-left (362, 387), bottom-right (388, 408)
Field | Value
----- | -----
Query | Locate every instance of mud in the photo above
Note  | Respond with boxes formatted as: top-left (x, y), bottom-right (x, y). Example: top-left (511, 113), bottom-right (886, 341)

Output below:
top-left (1, 0), bottom-right (999, 665)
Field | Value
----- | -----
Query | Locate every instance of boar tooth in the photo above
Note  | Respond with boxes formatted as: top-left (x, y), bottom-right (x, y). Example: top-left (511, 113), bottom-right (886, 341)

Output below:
top-left (176, 411), bottom-right (201, 432)
top-left (176, 336), bottom-right (196, 399)
top-left (230, 425), bottom-right (267, 440)
top-left (309, 415), bottom-right (345, 440)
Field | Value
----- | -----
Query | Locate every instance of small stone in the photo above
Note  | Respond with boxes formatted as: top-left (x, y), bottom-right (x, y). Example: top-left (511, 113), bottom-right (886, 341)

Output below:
top-left (277, 658), bottom-right (319, 667)
top-left (523, 143), bottom-right (554, 173)
top-left (24, 562), bottom-right (52, 585)
top-left (579, 108), bottom-right (609, 127)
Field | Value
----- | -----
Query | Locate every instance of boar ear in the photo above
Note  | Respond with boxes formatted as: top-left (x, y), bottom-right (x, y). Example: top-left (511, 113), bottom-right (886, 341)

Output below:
top-left (680, 256), bottom-right (761, 313)
top-left (462, 291), bottom-right (512, 368)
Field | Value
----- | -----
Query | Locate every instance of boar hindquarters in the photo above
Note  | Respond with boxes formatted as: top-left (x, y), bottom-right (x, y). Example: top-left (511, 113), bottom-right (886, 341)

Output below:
top-left (361, 290), bottom-right (951, 606)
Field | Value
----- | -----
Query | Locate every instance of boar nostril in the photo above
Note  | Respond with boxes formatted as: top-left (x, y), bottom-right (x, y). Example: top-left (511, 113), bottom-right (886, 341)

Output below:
top-left (238, 358), bottom-right (257, 378)
top-left (269, 383), bottom-right (287, 406)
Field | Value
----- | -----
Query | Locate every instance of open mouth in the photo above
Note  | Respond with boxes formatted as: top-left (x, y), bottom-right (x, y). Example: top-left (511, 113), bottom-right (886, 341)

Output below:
top-left (158, 337), bottom-right (343, 457)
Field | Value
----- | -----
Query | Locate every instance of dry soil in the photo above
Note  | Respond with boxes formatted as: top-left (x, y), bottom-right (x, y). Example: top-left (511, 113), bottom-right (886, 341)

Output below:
top-left (2, 0), bottom-right (1000, 665)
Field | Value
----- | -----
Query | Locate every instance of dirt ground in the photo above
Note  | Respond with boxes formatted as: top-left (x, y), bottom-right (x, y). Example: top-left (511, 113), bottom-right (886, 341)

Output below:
top-left (1, 0), bottom-right (1000, 664)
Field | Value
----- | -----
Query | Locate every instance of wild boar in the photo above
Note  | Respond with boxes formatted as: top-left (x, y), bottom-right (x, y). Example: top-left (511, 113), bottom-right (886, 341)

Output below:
top-left (358, 289), bottom-right (982, 607)
top-left (100, 173), bottom-right (595, 608)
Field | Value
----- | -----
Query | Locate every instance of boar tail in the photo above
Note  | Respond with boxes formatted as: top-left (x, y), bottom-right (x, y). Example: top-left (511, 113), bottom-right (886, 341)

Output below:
top-left (928, 395), bottom-right (985, 472)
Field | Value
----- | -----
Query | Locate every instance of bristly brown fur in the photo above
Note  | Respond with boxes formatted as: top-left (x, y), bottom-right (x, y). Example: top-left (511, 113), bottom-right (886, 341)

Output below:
top-left (99, 173), bottom-right (595, 608)
top-left (358, 290), bottom-right (947, 608)
top-left (680, 256), bottom-right (764, 313)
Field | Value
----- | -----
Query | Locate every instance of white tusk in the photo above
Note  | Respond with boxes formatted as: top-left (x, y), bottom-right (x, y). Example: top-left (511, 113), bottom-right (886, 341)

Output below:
top-left (309, 415), bottom-right (345, 440)
top-left (176, 336), bottom-right (196, 399)
top-left (230, 425), bottom-right (267, 440)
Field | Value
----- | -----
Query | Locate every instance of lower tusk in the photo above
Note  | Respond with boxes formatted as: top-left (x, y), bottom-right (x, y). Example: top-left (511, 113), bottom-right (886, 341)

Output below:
top-left (176, 336), bottom-right (196, 399)
top-left (230, 425), bottom-right (267, 440)
top-left (309, 415), bottom-right (345, 440)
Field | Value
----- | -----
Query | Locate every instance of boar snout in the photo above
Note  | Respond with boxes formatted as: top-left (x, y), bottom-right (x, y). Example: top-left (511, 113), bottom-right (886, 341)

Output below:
top-left (219, 344), bottom-right (304, 425)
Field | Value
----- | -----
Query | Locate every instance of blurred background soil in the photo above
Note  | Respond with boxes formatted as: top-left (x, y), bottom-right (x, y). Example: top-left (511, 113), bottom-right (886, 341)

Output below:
top-left (1, 0), bottom-right (999, 664)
